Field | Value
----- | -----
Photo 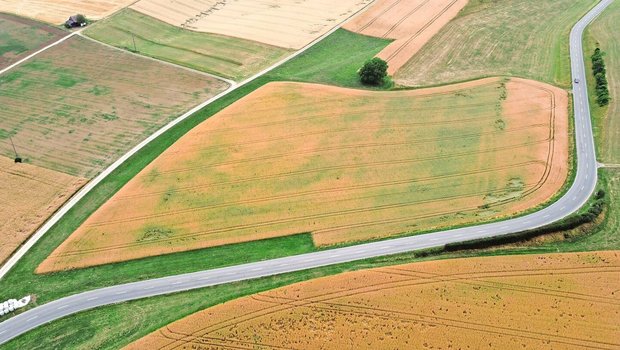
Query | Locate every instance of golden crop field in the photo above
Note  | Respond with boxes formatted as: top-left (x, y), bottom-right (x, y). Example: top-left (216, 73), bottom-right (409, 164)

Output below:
top-left (344, 0), bottom-right (468, 74)
top-left (0, 0), bottom-right (134, 24)
top-left (126, 251), bottom-right (620, 350)
top-left (130, 0), bottom-right (374, 49)
top-left (38, 77), bottom-right (568, 272)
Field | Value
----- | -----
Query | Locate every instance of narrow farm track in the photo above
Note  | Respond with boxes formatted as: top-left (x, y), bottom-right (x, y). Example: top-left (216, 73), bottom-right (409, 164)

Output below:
top-left (0, 0), bottom-right (612, 345)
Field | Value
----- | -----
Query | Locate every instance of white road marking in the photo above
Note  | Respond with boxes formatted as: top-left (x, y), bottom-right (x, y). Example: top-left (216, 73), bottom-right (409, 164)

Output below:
top-left (57, 305), bottom-right (69, 310)
top-left (115, 291), bottom-right (127, 295)
top-left (26, 316), bottom-right (37, 322)
top-left (251, 267), bottom-right (263, 271)
top-left (87, 297), bottom-right (98, 301)
top-left (544, 214), bottom-right (550, 218)
top-left (0, 330), bottom-right (5, 335)
top-left (171, 281), bottom-right (183, 285)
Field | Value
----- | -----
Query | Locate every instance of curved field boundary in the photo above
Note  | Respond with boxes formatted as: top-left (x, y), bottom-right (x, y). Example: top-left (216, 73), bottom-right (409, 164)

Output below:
top-left (344, 0), bottom-right (468, 74)
top-left (37, 77), bottom-right (568, 271)
top-left (125, 251), bottom-right (620, 350)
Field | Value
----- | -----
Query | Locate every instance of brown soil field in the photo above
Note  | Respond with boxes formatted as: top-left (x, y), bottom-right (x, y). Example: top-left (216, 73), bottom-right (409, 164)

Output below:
top-left (130, 0), bottom-right (373, 49)
top-left (0, 35), bottom-right (228, 178)
top-left (0, 13), bottom-right (68, 70)
top-left (126, 251), bottom-right (620, 350)
top-left (0, 0), bottom-right (134, 24)
top-left (344, 0), bottom-right (468, 74)
top-left (38, 77), bottom-right (568, 272)
top-left (0, 156), bottom-right (85, 264)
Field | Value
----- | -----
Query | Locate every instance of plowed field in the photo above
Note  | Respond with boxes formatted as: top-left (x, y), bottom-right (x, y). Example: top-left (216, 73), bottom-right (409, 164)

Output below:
top-left (0, 0), bottom-right (134, 24)
top-left (130, 0), bottom-right (373, 49)
top-left (0, 35), bottom-right (228, 178)
top-left (0, 156), bottom-right (85, 263)
top-left (38, 77), bottom-right (568, 272)
top-left (0, 35), bottom-right (227, 265)
top-left (344, 0), bottom-right (468, 74)
top-left (126, 251), bottom-right (620, 350)
top-left (0, 13), bottom-right (67, 70)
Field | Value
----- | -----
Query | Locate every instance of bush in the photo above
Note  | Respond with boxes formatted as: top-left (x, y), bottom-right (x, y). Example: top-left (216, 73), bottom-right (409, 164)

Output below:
top-left (76, 14), bottom-right (87, 24)
top-left (359, 57), bottom-right (388, 85)
top-left (445, 191), bottom-right (607, 252)
top-left (591, 47), bottom-right (610, 107)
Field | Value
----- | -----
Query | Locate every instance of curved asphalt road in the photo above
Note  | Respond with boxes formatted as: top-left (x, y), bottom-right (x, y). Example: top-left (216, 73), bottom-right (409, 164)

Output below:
top-left (0, 0), bottom-right (613, 345)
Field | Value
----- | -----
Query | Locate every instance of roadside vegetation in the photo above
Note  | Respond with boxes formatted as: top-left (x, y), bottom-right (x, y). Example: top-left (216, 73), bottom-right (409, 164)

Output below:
top-left (591, 47), bottom-right (611, 106)
top-left (396, 0), bottom-right (599, 88)
top-left (583, 0), bottom-right (619, 164)
top-left (84, 9), bottom-right (291, 81)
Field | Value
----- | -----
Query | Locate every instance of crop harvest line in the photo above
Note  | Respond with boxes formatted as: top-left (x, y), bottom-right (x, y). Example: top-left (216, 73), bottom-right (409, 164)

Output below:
top-left (0, 1), bottom-right (379, 280)
top-left (0, 0), bottom-right (612, 345)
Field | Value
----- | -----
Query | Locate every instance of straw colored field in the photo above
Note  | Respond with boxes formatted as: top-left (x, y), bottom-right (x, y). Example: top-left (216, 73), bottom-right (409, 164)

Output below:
top-left (84, 9), bottom-right (291, 81)
top-left (0, 35), bottom-right (228, 178)
top-left (586, 0), bottom-right (620, 164)
top-left (38, 77), bottom-right (568, 272)
top-left (396, 0), bottom-right (598, 87)
top-left (0, 0), bottom-right (133, 24)
top-left (130, 0), bottom-right (373, 50)
top-left (0, 13), bottom-right (67, 70)
top-left (126, 251), bottom-right (620, 350)
top-left (344, 0), bottom-right (468, 74)
top-left (0, 156), bottom-right (85, 264)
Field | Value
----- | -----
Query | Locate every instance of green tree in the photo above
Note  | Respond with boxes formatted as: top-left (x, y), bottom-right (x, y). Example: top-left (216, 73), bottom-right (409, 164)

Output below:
top-left (359, 57), bottom-right (388, 85)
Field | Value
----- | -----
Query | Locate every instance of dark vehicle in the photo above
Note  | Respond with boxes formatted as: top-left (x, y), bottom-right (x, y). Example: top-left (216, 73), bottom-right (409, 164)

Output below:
top-left (65, 15), bottom-right (87, 28)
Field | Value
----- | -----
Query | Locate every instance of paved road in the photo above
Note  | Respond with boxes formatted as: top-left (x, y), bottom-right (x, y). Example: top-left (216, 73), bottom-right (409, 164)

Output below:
top-left (0, 0), bottom-right (613, 345)
top-left (0, 1), bottom-right (376, 282)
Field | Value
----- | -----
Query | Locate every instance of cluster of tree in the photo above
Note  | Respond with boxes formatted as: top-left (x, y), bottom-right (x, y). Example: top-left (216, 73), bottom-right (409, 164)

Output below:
top-left (359, 57), bottom-right (388, 86)
top-left (591, 47), bottom-right (610, 106)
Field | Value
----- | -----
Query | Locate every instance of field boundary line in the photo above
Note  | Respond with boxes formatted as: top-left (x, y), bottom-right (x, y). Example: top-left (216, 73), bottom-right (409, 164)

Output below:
top-left (77, 32), bottom-right (237, 86)
top-left (0, 0), bottom-right (379, 280)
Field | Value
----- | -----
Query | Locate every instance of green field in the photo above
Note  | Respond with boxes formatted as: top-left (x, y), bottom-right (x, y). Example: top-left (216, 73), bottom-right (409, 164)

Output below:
top-left (584, 0), bottom-right (619, 163)
top-left (0, 29), bottom-right (392, 306)
top-left (0, 13), bottom-right (66, 69)
top-left (84, 9), bottom-right (292, 81)
top-left (3, 167), bottom-right (616, 349)
top-left (395, 0), bottom-right (599, 88)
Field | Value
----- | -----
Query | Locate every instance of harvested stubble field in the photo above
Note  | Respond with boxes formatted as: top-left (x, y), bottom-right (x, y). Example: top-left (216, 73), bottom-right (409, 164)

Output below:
top-left (396, 0), bottom-right (599, 87)
top-left (85, 9), bottom-right (291, 81)
top-left (0, 35), bottom-right (228, 178)
top-left (0, 0), bottom-right (134, 24)
top-left (0, 13), bottom-right (67, 70)
top-left (130, 0), bottom-right (373, 50)
top-left (39, 77), bottom-right (568, 272)
top-left (344, 0), bottom-right (468, 74)
top-left (0, 156), bottom-right (85, 264)
top-left (585, 0), bottom-right (620, 164)
top-left (0, 35), bottom-right (227, 264)
top-left (126, 251), bottom-right (620, 350)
